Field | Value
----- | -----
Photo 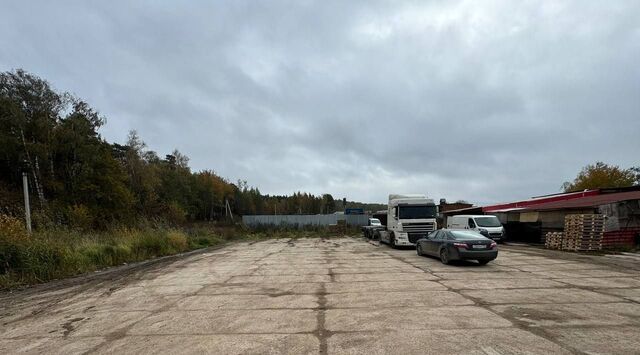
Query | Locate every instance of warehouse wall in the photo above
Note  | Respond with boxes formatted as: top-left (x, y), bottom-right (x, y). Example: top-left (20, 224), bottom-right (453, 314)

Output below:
top-left (598, 200), bottom-right (640, 231)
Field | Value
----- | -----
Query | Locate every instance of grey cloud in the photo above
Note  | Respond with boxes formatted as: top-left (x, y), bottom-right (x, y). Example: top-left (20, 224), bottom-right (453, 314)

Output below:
top-left (1, 0), bottom-right (639, 204)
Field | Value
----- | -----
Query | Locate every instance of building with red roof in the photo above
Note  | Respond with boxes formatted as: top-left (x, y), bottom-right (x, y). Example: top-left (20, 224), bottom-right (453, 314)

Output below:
top-left (442, 187), bottom-right (640, 246)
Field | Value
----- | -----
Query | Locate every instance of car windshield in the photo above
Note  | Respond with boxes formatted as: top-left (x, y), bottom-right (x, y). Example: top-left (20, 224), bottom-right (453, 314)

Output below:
top-left (370, 218), bottom-right (381, 225)
top-left (398, 205), bottom-right (437, 219)
top-left (450, 230), bottom-right (488, 240)
top-left (475, 217), bottom-right (501, 227)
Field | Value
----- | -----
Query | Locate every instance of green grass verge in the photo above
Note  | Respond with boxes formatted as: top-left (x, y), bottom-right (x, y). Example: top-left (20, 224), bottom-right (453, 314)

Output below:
top-left (0, 216), bottom-right (355, 290)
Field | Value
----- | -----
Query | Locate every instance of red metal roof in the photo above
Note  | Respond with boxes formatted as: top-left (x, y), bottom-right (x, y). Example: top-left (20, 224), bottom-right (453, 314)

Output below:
top-left (482, 190), bottom-right (600, 213)
top-left (440, 206), bottom-right (483, 215)
top-left (495, 191), bottom-right (640, 212)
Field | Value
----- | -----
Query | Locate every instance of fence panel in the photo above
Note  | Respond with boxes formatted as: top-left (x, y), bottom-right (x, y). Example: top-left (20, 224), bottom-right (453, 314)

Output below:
top-left (242, 214), bottom-right (370, 227)
top-left (344, 214), bottom-right (369, 226)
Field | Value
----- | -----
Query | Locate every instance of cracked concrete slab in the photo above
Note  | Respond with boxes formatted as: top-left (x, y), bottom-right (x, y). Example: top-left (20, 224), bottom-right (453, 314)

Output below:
top-left (545, 326), bottom-right (640, 354)
top-left (197, 282), bottom-right (322, 295)
top-left (531, 269), bottom-right (636, 279)
top-left (596, 288), bottom-right (640, 303)
top-left (328, 329), bottom-right (572, 355)
top-left (0, 337), bottom-right (105, 354)
top-left (491, 302), bottom-right (640, 327)
top-left (0, 310), bottom-right (149, 339)
top-left (440, 278), bottom-right (566, 290)
top-left (325, 306), bottom-right (513, 331)
top-left (325, 290), bottom-right (473, 309)
top-left (461, 288), bottom-right (625, 304)
top-left (96, 334), bottom-right (319, 354)
top-left (330, 267), bottom-right (424, 274)
top-left (1, 237), bottom-right (639, 354)
top-left (174, 294), bottom-right (318, 310)
top-left (127, 309), bottom-right (317, 334)
top-left (333, 272), bottom-right (439, 282)
top-left (512, 262), bottom-right (610, 272)
top-left (228, 274), bottom-right (331, 283)
top-left (325, 280), bottom-right (447, 293)
top-left (554, 277), bottom-right (640, 288)
top-left (433, 271), bottom-right (538, 280)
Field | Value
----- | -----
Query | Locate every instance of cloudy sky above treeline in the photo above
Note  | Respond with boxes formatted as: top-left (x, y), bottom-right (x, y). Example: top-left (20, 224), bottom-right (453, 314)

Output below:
top-left (2, 1), bottom-right (639, 204)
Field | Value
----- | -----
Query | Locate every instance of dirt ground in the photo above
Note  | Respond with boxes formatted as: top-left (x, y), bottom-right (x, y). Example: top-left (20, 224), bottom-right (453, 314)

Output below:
top-left (1, 237), bottom-right (640, 354)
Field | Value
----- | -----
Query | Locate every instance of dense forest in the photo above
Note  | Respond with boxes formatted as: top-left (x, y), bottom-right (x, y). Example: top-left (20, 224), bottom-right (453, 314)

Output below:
top-left (0, 70), bottom-right (384, 230)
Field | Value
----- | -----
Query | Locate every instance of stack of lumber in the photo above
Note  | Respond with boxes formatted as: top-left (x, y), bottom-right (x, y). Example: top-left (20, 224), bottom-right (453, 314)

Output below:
top-left (545, 232), bottom-right (564, 250)
top-left (562, 214), bottom-right (605, 251)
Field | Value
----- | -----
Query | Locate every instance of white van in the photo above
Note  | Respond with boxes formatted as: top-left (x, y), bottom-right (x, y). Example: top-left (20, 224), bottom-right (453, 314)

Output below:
top-left (447, 215), bottom-right (505, 242)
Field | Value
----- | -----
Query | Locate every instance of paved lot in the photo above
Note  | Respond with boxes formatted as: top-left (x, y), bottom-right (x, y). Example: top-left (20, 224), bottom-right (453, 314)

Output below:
top-left (1, 237), bottom-right (640, 354)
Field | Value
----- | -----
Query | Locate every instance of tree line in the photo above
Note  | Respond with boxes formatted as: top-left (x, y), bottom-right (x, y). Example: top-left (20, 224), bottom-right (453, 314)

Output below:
top-left (562, 162), bottom-right (639, 192)
top-left (0, 70), bottom-right (382, 229)
top-left (8, 69), bottom-right (633, 231)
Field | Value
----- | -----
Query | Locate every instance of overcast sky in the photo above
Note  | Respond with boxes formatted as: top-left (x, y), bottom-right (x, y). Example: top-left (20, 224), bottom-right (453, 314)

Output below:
top-left (1, 1), bottom-right (639, 205)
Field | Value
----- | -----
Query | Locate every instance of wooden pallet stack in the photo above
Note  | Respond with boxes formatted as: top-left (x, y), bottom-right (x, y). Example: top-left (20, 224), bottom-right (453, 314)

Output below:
top-left (545, 232), bottom-right (564, 250)
top-left (562, 214), bottom-right (605, 251)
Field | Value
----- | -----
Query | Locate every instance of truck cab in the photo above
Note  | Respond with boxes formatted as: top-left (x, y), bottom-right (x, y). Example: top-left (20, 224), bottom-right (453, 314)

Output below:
top-left (380, 194), bottom-right (438, 247)
top-left (368, 218), bottom-right (382, 226)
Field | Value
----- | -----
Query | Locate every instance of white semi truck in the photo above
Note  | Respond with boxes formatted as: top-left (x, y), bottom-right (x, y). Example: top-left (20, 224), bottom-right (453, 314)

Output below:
top-left (375, 194), bottom-right (438, 247)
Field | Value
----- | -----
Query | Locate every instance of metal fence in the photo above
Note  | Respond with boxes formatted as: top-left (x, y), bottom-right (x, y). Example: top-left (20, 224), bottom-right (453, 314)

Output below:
top-left (242, 214), bottom-right (369, 227)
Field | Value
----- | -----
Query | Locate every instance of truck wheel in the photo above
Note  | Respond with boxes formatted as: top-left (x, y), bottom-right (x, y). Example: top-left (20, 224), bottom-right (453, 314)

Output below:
top-left (390, 232), bottom-right (396, 248)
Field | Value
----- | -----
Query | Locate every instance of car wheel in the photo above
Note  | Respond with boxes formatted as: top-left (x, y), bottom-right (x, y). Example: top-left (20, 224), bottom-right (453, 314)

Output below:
top-left (440, 248), bottom-right (450, 265)
top-left (416, 244), bottom-right (423, 256)
top-left (477, 259), bottom-right (490, 265)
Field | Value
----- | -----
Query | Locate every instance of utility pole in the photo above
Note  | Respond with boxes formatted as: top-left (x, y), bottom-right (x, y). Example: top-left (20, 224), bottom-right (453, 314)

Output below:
top-left (225, 199), bottom-right (234, 221)
top-left (22, 172), bottom-right (32, 234)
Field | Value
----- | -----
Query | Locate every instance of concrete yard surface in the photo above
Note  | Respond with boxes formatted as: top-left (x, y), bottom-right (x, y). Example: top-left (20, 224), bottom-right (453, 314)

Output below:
top-left (1, 237), bottom-right (640, 354)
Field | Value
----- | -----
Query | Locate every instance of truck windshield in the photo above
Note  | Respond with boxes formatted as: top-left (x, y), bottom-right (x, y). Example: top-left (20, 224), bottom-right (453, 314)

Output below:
top-left (399, 205), bottom-right (437, 219)
top-left (475, 217), bottom-right (501, 227)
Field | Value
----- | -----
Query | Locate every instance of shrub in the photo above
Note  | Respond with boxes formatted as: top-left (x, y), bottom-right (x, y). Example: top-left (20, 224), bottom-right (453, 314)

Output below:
top-left (0, 214), bottom-right (30, 274)
top-left (67, 204), bottom-right (93, 230)
top-left (129, 230), bottom-right (166, 259)
top-left (167, 230), bottom-right (188, 252)
top-left (0, 214), bottom-right (29, 242)
top-left (162, 202), bottom-right (187, 225)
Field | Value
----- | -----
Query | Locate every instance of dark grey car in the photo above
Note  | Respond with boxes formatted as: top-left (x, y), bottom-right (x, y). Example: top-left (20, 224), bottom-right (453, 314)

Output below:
top-left (416, 229), bottom-right (498, 265)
